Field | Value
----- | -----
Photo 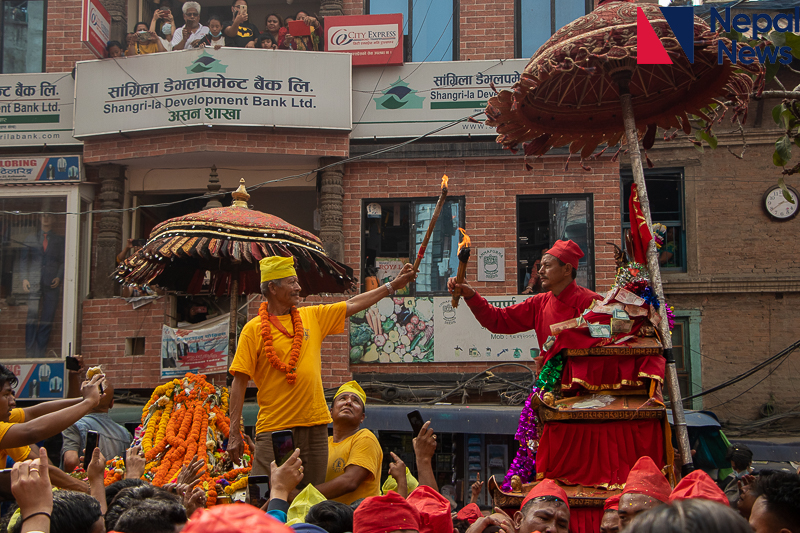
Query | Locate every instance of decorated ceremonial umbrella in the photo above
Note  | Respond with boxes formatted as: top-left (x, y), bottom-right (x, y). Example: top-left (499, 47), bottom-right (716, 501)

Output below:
top-left (485, 0), bottom-right (764, 474)
top-left (115, 178), bottom-right (354, 362)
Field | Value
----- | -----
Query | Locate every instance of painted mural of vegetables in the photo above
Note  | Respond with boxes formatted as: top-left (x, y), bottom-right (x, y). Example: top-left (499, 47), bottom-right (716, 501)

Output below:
top-left (348, 297), bottom-right (435, 363)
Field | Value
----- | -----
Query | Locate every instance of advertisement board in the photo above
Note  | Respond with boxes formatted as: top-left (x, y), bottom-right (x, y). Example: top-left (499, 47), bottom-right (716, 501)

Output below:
top-left (160, 316), bottom-right (229, 379)
top-left (81, 0), bottom-right (111, 59)
top-left (352, 58), bottom-right (528, 139)
top-left (73, 48), bottom-right (352, 137)
top-left (0, 155), bottom-right (82, 182)
top-left (0, 73), bottom-right (81, 146)
top-left (325, 14), bottom-right (404, 67)
top-left (4, 360), bottom-right (66, 399)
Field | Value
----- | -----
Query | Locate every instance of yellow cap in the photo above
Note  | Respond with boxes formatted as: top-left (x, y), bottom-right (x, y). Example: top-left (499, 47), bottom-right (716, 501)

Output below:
top-left (260, 256), bottom-right (297, 283)
top-left (333, 380), bottom-right (367, 408)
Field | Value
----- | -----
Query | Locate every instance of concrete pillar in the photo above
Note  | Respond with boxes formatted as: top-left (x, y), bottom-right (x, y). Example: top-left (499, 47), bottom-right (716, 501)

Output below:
top-left (319, 158), bottom-right (344, 263)
top-left (94, 164), bottom-right (125, 298)
top-left (102, 0), bottom-right (129, 43)
top-left (319, 0), bottom-right (344, 19)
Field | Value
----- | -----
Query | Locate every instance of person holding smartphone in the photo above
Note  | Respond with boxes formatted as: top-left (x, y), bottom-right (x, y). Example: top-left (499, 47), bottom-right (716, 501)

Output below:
top-left (227, 256), bottom-right (416, 486)
top-left (172, 2), bottom-right (208, 51)
top-left (223, 0), bottom-right (259, 48)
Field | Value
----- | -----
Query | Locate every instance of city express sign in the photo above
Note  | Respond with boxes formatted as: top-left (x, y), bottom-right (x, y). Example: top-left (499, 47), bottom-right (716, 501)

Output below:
top-left (81, 0), bottom-right (111, 59)
top-left (325, 14), bottom-right (403, 67)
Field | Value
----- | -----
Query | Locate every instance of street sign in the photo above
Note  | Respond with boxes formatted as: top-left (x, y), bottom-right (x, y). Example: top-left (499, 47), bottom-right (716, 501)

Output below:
top-left (81, 0), bottom-right (111, 59)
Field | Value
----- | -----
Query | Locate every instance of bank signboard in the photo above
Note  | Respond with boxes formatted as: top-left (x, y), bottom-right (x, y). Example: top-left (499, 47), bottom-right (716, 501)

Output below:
top-left (352, 58), bottom-right (529, 139)
top-left (325, 14), bottom-right (404, 67)
top-left (0, 73), bottom-right (81, 147)
top-left (73, 48), bottom-right (352, 137)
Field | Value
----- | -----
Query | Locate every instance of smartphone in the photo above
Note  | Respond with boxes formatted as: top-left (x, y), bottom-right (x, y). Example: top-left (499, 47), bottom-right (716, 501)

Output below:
top-left (65, 356), bottom-right (81, 371)
top-left (408, 410), bottom-right (425, 438)
top-left (239, 4), bottom-right (247, 15)
top-left (287, 20), bottom-right (311, 36)
top-left (160, 7), bottom-right (170, 14)
top-left (271, 430), bottom-right (294, 467)
top-left (83, 430), bottom-right (99, 470)
top-left (247, 475), bottom-right (270, 508)
top-left (132, 238), bottom-right (147, 247)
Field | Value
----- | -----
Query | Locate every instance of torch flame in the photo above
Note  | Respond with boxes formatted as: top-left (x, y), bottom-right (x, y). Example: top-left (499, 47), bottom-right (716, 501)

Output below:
top-left (457, 227), bottom-right (471, 254)
top-left (441, 174), bottom-right (449, 189)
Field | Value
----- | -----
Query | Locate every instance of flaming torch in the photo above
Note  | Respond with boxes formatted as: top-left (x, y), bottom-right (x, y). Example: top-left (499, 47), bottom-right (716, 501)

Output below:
top-left (451, 228), bottom-right (471, 308)
top-left (412, 174), bottom-right (449, 272)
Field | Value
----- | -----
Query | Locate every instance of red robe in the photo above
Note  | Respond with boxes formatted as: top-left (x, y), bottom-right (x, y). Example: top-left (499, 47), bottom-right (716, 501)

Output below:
top-left (465, 281), bottom-right (601, 358)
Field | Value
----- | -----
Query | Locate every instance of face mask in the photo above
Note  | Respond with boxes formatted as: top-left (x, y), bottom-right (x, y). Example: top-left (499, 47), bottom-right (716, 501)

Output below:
top-left (162, 23), bottom-right (172, 34)
top-left (210, 30), bottom-right (222, 37)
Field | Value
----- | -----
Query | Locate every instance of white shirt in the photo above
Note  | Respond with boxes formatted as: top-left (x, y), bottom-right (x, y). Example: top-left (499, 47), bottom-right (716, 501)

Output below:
top-left (171, 24), bottom-right (209, 47)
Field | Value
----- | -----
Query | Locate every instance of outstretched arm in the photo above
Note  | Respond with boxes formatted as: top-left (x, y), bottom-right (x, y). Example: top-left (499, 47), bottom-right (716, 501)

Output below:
top-left (22, 397), bottom-right (83, 421)
top-left (345, 263), bottom-right (417, 318)
top-left (313, 465), bottom-right (372, 500)
top-left (0, 375), bottom-right (103, 450)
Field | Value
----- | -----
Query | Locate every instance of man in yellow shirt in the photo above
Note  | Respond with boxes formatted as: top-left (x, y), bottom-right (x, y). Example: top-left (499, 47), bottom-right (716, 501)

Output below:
top-left (315, 381), bottom-right (381, 504)
top-left (228, 256), bottom-right (415, 485)
top-left (0, 363), bottom-right (105, 491)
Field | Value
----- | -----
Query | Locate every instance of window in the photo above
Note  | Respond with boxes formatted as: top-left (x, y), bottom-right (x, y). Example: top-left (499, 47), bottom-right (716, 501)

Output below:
top-left (666, 310), bottom-right (701, 410)
top-left (516, 0), bottom-right (589, 58)
top-left (621, 168), bottom-right (686, 271)
top-left (362, 197), bottom-right (463, 295)
top-left (1, 0), bottom-right (45, 73)
top-left (367, 0), bottom-right (456, 62)
top-left (517, 195), bottom-right (594, 292)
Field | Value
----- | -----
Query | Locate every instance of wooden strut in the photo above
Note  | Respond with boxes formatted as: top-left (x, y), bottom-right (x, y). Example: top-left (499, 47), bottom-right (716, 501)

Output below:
top-left (616, 73), bottom-right (695, 478)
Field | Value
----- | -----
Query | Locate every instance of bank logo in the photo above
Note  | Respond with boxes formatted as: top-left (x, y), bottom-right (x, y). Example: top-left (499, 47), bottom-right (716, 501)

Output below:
top-left (637, 6), bottom-right (796, 66)
top-left (374, 78), bottom-right (425, 110)
top-left (186, 51), bottom-right (228, 74)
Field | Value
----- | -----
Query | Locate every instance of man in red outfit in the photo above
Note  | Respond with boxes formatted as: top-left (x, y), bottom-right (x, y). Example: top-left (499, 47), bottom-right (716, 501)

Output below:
top-left (448, 239), bottom-right (600, 364)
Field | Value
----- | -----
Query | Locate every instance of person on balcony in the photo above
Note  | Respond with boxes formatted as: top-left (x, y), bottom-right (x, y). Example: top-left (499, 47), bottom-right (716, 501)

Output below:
top-left (197, 16), bottom-right (226, 49)
top-left (265, 13), bottom-right (283, 46)
top-left (172, 2), bottom-right (208, 51)
top-left (223, 0), bottom-right (259, 48)
top-left (281, 10), bottom-right (321, 51)
top-left (126, 21), bottom-right (163, 55)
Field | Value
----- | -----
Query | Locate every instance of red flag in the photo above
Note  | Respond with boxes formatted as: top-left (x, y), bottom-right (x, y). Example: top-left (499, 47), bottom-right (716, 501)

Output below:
top-left (629, 183), bottom-right (653, 264)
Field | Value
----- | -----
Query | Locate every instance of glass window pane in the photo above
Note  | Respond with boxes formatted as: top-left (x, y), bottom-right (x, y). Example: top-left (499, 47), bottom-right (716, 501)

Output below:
top-left (370, 0), bottom-right (408, 22)
top-left (2, 0), bottom-right (45, 73)
top-left (411, 0), bottom-right (453, 61)
top-left (413, 199), bottom-right (460, 293)
top-left (0, 196), bottom-right (67, 359)
top-left (555, 0), bottom-right (586, 30)
top-left (552, 198), bottom-right (591, 288)
top-left (520, 0), bottom-right (552, 58)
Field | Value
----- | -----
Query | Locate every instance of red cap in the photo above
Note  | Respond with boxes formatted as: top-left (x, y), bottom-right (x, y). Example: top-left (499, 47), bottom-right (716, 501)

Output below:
top-left (521, 479), bottom-right (570, 510)
top-left (603, 495), bottom-right (620, 511)
top-left (455, 503), bottom-right (482, 524)
top-left (353, 492), bottom-right (421, 533)
top-left (546, 240), bottom-right (584, 270)
top-left (183, 503), bottom-right (292, 533)
top-left (407, 485), bottom-right (453, 533)
top-left (669, 470), bottom-right (729, 507)
top-left (622, 457), bottom-right (672, 503)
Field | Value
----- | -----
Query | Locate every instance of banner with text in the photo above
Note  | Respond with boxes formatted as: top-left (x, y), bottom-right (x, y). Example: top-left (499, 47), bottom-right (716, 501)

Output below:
top-left (160, 317), bottom-right (229, 379)
top-left (74, 48), bottom-right (352, 137)
top-left (325, 14), bottom-right (404, 67)
top-left (0, 73), bottom-right (81, 146)
top-left (352, 58), bottom-right (528, 139)
top-left (0, 155), bottom-right (82, 182)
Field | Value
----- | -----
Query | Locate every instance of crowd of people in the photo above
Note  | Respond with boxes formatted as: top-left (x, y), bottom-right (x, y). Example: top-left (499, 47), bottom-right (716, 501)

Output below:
top-left (106, 0), bottom-right (321, 58)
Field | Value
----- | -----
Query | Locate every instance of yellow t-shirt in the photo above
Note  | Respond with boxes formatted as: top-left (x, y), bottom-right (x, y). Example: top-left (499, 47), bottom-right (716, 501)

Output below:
top-left (135, 41), bottom-right (160, 54)
top-left (326, 428), bottom-right (383, 504)
top-left (0, 408), bottom-right (32, 465)
top-left (230, 302), bottom-right (347, 434)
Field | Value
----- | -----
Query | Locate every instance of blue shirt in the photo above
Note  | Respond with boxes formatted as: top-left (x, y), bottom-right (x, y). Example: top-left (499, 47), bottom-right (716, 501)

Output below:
top-left (61, 412), bottom-right (132, 466)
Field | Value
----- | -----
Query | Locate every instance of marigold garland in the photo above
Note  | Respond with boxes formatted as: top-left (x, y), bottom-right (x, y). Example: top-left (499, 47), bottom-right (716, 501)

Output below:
top-left (96, 373), bottom-right (251, 507)
top-left (258, 302), bottom-right (304, 384)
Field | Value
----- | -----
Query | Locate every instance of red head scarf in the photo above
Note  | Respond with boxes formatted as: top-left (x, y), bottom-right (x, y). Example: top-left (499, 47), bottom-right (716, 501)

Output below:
top-left (669, 470), bottom-right (729, 507)
top-left (622, 456), bottom-right (672, 503)
top-left (406, 485), bottom-right (452, 533)
top-left (354, 492), bottom-right (421, 533)
top-left (182, 503), bottom-right (292, 533)
top-left (455, 503), bottom-right (482, 524)
top-left (603, 494), bottom-right (621, 511)
top-left (521, 479), bottom-right (570, 510)
top-left (545, 240), bottom-right (584, 270)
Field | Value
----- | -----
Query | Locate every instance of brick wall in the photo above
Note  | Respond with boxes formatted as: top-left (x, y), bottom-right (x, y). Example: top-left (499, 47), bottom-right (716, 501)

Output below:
top-left (46, 0), bottom-right (96, 72)
top-left (342, 154), bottom-right (622, 376)
top-left (459, 0), bottom-right (515, 60)
top-left (83, 129), bottom-right (350, 164)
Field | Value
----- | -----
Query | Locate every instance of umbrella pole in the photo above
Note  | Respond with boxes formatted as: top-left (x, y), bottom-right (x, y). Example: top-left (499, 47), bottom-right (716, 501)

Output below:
top-left (228, 276), bottom-right (239, 387)
top-left (617, 78), bottom-right (694, 478)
